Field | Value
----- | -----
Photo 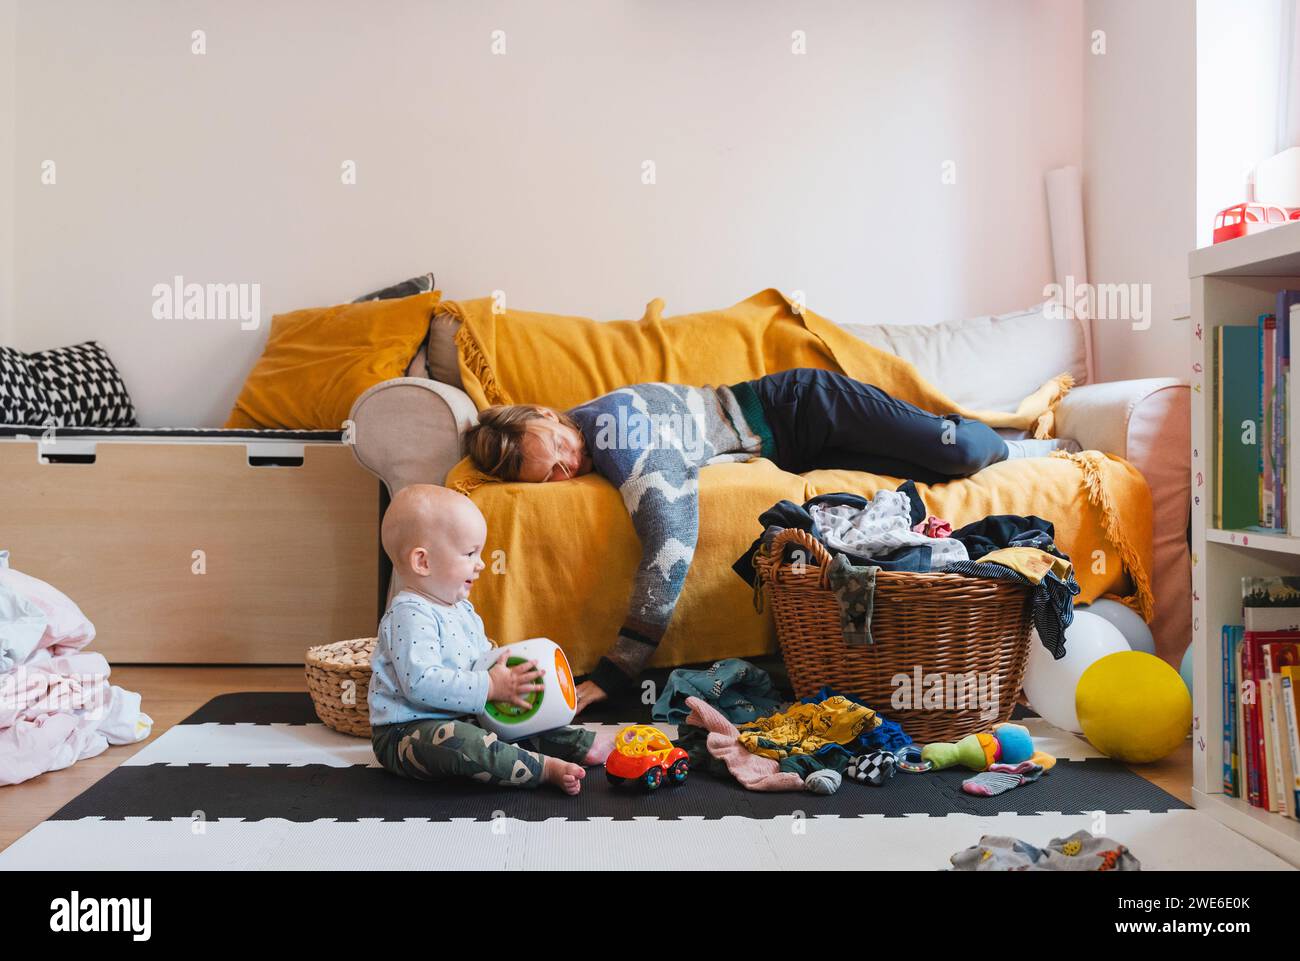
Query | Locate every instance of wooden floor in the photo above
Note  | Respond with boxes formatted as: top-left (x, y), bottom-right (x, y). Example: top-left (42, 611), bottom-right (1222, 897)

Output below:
top-left (0, 665), bottom-right (1195, 855)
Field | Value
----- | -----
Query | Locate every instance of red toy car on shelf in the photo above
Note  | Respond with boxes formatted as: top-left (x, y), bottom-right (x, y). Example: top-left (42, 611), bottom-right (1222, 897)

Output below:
top-left (604, 724), bottom-right (689, 791)
top-left (1213, 202), bottom-right (1300, 244)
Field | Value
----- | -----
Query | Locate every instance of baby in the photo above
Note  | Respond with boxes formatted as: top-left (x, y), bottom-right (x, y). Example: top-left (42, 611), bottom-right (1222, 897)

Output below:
top-left (369, 484), bottom-right (612, 795)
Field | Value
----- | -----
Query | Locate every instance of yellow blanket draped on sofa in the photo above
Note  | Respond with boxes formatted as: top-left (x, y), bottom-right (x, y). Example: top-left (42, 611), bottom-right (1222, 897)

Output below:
top-left (439, 289), bottom-right (1153, 674)
top-left (444, 288), bottom-right (1072, 436)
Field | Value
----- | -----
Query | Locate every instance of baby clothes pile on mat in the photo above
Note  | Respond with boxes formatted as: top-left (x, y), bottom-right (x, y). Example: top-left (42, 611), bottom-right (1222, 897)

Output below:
top-left (652, 659), bottom-right (911, 794)
top-left (651, 659), bottom-right (1058, 806)
top-left (0, 551), bottom-right (152, 786)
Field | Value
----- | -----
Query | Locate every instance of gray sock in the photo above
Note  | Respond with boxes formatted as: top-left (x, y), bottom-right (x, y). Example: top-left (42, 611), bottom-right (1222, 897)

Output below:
top-left (1003, 438), bottom-right (1081, 460)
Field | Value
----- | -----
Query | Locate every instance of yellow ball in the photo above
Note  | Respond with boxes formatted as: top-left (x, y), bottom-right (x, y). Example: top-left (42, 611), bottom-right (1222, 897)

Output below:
top-left (1075, 651), bottom-right (1191, 763)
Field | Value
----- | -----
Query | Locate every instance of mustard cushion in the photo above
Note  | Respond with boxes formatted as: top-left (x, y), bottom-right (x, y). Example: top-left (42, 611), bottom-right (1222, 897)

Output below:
top-left (225, 291), bottom-right (440, 430)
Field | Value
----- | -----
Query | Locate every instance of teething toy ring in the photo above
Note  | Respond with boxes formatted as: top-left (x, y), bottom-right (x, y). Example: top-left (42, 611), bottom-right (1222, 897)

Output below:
top-left (895, 745), bottom-right (932, 773)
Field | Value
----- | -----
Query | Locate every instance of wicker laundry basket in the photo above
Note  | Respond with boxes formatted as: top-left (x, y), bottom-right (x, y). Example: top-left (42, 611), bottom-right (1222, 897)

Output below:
top-left (754, 528), bottom-right (1034, 743)
top-left (305, 637), bottom-right (375, 738)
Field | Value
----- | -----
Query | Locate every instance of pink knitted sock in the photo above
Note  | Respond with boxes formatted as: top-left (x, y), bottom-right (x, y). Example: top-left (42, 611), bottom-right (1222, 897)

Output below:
top-left (684, 696), bottom-right (804, 792)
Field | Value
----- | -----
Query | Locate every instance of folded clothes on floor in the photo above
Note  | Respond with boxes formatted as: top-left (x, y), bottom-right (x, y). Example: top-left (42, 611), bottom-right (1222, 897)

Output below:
top-left (950, 830), bottom-right (1141, 871)
top-left (0, 553), bottom-right (153, 786)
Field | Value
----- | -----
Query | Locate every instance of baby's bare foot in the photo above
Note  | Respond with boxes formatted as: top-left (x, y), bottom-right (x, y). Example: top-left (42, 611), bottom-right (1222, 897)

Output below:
top-left (583, 731), bottom-right (616, 766)
top-left (542, 756), bottom-right (586, 795)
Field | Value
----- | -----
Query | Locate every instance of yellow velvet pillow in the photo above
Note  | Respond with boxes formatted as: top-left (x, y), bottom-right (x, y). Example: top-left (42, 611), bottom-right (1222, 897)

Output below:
top-left (224, 291), bottom-right (440, 430)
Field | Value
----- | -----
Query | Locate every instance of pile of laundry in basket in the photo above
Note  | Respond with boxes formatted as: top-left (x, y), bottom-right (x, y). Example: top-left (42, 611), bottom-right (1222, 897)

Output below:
top-left (732, 479), bottom-right (1082, 657)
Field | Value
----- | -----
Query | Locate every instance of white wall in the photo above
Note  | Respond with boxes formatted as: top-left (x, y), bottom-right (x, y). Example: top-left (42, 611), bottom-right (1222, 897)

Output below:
top-left (0, 0), bottom-right (14, 347)
top-left (1197, 0), bottom-right (1293, 247)
top-left (10, 0), bottom-right (1083, 426)
top-left (1082, 0), bottom-right (1196, 384)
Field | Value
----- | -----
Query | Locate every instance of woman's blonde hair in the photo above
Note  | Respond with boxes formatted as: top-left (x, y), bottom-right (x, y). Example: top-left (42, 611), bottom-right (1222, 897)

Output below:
top-left (464, 404), bottom-right (582, 481)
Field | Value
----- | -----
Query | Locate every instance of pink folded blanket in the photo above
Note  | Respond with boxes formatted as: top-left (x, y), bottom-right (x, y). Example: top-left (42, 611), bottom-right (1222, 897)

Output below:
top-left (0, 557), bottom-right (152, 786)
top-left (683, 695), bottom-right (804, 792)
top-left (0, 650), bottom-right (152, 786)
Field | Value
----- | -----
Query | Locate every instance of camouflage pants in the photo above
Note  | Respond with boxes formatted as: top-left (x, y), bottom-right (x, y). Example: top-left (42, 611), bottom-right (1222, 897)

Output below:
top-left (372, 718), bottom-right (595, 789)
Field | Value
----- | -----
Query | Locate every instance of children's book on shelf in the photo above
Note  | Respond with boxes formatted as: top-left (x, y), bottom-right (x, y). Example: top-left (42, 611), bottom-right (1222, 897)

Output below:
top-left (1224, 624), bottom-right (1243, 796)
top-left (1237, 638), bottom-right (1248, 798)
top-left (1281, 665), bottom-right (1300, 819)
top-left (1286, 296), bottom-right (1300, 532)
top-left (1264, 641), bottom-right (1300, 816)
top-left (1275, 292), bottom-right (1299, 531)
top-left (1214, 291), bottom-right (1300, 532)
top-left (1262, 313), bottom-right (1278, 528)
top-left (1239, 577), bottom-right (1300, 809)
top-left (1217, 325), bottom-right (1262, 529)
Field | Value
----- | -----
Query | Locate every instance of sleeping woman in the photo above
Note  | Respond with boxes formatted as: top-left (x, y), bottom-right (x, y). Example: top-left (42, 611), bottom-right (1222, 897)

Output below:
top-left (463, 367), bottom-right (1076, 713)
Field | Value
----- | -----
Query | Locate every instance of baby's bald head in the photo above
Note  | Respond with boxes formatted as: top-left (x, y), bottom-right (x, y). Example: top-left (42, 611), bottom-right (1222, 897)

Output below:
top-left (381, 485), bottom-right (487, 603)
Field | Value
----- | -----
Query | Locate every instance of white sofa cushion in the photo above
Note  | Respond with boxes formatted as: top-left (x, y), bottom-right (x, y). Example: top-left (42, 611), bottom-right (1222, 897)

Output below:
top-left (840, 302), bottom-right (1089, 414)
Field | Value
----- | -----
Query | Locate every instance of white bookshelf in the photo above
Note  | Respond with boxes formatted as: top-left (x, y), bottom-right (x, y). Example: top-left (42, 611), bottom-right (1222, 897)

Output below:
top-left (1190, 220), bottom-right (1300, 867)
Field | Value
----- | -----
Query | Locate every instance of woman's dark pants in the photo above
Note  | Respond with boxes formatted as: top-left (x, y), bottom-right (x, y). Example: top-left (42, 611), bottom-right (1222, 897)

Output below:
top-left (746, 368), bottom-right (1009, 485)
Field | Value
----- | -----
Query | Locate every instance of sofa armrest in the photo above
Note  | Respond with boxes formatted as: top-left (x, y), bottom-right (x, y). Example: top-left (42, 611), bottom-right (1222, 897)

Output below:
top-left (348, 377), bottom-right (479, 494)
top-left (1054, 378), bottom-right (1184, 459)
top-left (1054, 377), bottom-right (1189, 532)
top-left (1055, 376), bottom-right (1191, 664)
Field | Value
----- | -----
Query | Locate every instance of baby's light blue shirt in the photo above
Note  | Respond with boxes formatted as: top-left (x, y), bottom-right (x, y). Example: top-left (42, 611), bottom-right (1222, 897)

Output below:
top-left (368, 591), bottom-right (494, 727)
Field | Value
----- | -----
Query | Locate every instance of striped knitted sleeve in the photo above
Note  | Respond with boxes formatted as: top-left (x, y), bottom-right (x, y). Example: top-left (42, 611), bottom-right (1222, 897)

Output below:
top-left (568, 386), bottom-right (707, 695)
top-left (591, 460), bottom-right (701, 693)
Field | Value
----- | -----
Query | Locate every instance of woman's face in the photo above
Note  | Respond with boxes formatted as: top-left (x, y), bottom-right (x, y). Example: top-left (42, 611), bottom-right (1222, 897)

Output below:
top-left (516, 410), bottom-right (593, 483)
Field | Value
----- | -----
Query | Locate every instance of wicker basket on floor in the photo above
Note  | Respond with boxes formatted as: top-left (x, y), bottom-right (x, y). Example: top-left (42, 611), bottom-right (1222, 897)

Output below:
top-left (754, 527), bottom-right (1034, 743)
top-left (305, 637), bottom-right (375, 738)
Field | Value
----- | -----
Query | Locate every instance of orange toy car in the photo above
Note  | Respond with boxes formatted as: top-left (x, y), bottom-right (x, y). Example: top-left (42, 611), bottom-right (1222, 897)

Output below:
top-left (604, 724), bottom-right (690, 791)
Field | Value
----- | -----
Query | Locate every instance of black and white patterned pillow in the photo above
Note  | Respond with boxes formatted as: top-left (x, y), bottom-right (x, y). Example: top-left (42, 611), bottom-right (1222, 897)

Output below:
top-left (28, 341), bottom-right (137, 428)
top-left (352, 271), bottom-right (436, 302)
top-left (0, 347), bottom-right (52, 426)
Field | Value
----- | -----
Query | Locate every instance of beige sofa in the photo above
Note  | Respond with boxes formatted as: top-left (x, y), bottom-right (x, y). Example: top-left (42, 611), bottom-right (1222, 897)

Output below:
top-left (348, 302), bottom-right (1191, 665)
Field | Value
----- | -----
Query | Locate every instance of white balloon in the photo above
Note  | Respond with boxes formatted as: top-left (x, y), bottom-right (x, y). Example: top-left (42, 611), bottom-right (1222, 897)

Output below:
top-left (1022, 611), bottom-right (1130, 733)
top-left (1080, 598), bottom-right (1155, 655)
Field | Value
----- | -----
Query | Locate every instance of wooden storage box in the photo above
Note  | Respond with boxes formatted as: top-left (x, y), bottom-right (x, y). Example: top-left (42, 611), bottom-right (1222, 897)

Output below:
top-left (0, 429), bottom-right (379, 663)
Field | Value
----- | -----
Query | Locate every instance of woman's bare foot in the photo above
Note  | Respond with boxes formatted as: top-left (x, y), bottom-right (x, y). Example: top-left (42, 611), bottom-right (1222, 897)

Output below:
top-left (574, 680), bottom-right (607, 716)
top-left (542, 756), bottom-right (586, 795)
top-left (583, 730), bottom-right (616, 765)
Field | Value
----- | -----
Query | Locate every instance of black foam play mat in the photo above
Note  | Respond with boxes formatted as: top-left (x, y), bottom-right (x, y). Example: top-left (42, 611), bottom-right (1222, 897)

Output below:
top-left (47, 691), bottom-right (1187, 824)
